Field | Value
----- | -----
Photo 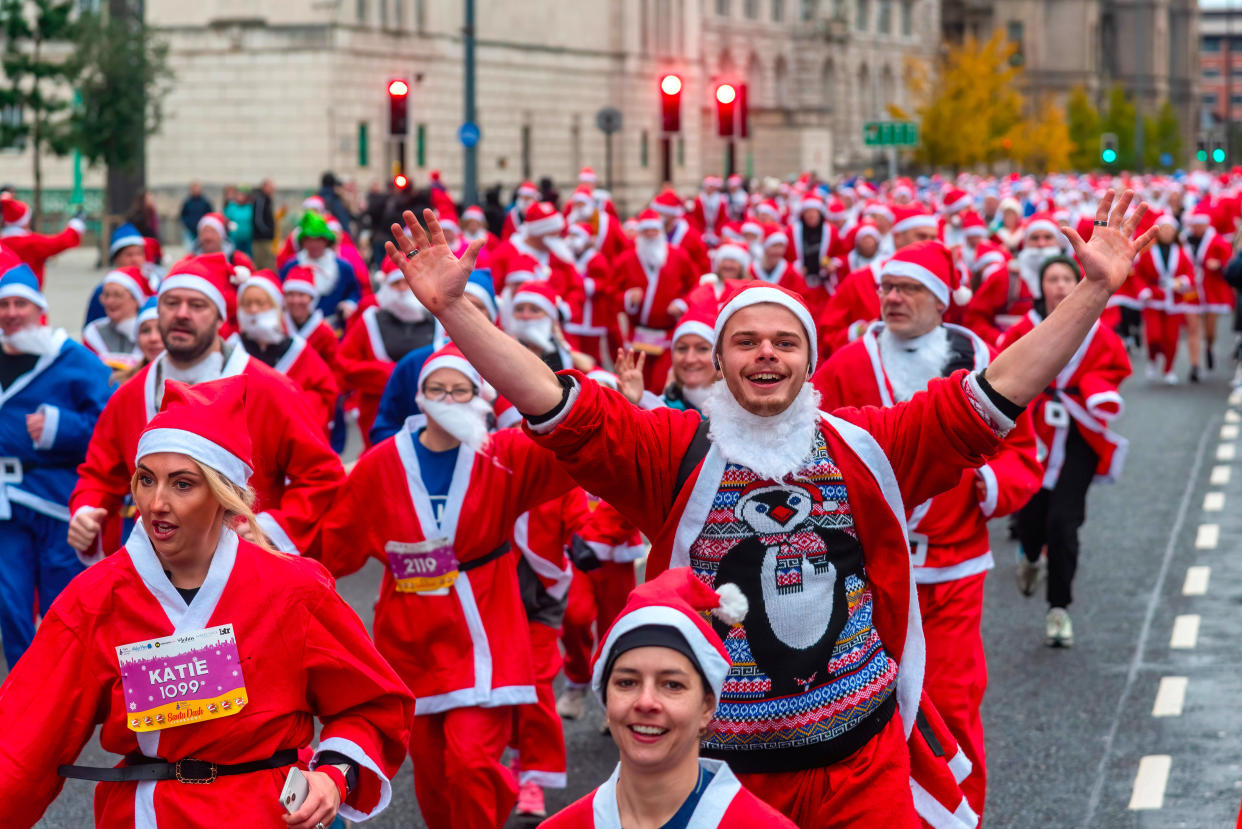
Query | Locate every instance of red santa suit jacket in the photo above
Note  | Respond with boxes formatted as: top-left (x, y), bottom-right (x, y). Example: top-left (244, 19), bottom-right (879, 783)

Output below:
top-left (909, 691), bottom-right (979, 829)
top-left (816, 260), bottom-right (883, 360)
top-left (489, 238), bottom-right (585, 312)
top-left (0, 528), bottom-right (414, 827)
top-left (813, 322), bottom-right (1042, 584)
top-left (999, 312), bottom-right (1131, 486)
top-left (669, 217), bottom-right (712, 275)
top-left (336, 305), bottom-right (416, 448)
top-left (269, 334), bottom-right (340, 431)
top-left (541, 758), bottom-right (797, 828)
top-left (285, 309), bottom-right (341, 378)
top-left (1187, 226), bottom-right (1235, 313)
top-left (70, 347), bottom-right (344, 556)
top-left (3, 217), bottom-right (83, 284)
top-left (593, 211), bottom-right (632, 264)
top-left (615, 246), bottom-right (698, 345)
top-left (1133, 242), bottom-right (1198, 313)
top-left (513, 488), bottom-right (588, 604)
top-left (578, 496), bottom-right (646, 563)
top-left (563, 249), bottom-right (618, 345)
top-left (526, 370), bottom-right (1016, 747)
top-left (689, 193), bottom-right (730, 246)
top-left (962, 264), bottom-right (1034, 347)
top-left (317, 427), bottom-right (575, 714)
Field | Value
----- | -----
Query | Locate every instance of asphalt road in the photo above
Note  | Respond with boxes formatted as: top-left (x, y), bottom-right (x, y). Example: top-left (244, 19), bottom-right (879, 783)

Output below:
top-left (21, 249), bottom-right (1242, 827)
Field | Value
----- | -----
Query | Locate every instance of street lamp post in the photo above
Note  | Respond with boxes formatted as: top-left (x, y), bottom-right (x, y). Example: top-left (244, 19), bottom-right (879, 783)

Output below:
top-left (462, 0), bottom-right (478, 206)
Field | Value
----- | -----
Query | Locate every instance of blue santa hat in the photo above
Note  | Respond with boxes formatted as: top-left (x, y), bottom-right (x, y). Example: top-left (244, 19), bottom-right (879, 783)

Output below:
top-left (109, 223), bottom-right (145, 260)
top-left (137, 295), bottom-right (159, 325)
top-left (465, 269), bottom-right (497, 322)
top-left (0, 263), bottom-right (46, 310)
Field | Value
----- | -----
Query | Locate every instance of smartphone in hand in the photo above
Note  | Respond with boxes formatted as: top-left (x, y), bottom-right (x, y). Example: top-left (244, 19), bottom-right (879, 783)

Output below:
top-left (279, 767), bottom-right (310, 814)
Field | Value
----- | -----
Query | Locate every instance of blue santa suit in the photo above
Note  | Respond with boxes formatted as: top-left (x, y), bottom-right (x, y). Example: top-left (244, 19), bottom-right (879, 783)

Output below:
top-left (278, 254), bottom-right (360, 322)
top-left (0, 329), bottom-right (112, 666)
top-left (368, 270), bottom-right (499, 445)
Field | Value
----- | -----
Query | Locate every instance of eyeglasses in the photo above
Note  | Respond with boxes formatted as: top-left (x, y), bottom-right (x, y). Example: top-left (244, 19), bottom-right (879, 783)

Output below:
top-left (877, 281), bottom-right (928, 298)
top-left (423, 386), bottom-right (475, 402)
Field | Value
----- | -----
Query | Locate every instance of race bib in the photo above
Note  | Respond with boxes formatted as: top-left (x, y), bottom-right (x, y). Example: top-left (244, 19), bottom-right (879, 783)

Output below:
top-left (631, 326), bottom-right (669, 356)
top-left (386, 538), bottom-right (459, 594)
top-left (118, 625), bottom-right (247, 733)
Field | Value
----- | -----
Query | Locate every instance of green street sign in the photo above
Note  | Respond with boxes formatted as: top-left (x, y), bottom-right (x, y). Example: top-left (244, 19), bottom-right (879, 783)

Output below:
top-left (863, 121), bottom-right (919, 147)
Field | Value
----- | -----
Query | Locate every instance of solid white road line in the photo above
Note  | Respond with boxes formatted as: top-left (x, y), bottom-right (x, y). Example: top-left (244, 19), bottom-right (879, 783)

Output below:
top-left (1203, 491), bottom-right (1225, 512)
top-left (1182, 565), bottom-right (1210, 596)
top-left (1195, 524), bottom-right (1220, 549)
top-left (1217, 443), bottom-right (1236, 461)
top-left (1170, 615), bottom-right (1201, 649)
top-left (1210, 464), bottom-right (1232, 485)
top-left (1222, 424), bottom-right (1240, 440)
top-left (1128, 755), bottom-right (1172, 810)
top-left (1080, 418), bottom-right (1215, 828)
top-left (1151, 676), bottom-right (1188, 717)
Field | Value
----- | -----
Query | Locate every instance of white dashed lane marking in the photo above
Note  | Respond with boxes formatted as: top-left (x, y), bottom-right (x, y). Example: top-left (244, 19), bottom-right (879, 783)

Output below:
top-left (1169, 615), bottom-right (1201, 649)
top-left (1182, 566), bottom-right (1210, 596)
top-left (1203, 492), bottom-right (1225, 512)
top-left (1210, 465), bottom-right (1231, 485)
top-left (1195, 524), bottom-right (1220, 549)
top-left (1227, 409), bottom-right (1241, 423)
top-left (1151, 677), bottom-right (1188, 718)
top-left (1222, 424), bottom-right (1240, 440)
top-left (1216, 443), bottom-right (1236, 461)
top-left (1128, 755), bottom-right (1172, 810)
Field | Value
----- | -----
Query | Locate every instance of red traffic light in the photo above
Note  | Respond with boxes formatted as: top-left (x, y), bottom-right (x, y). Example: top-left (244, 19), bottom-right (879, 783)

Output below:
top-left (394, 174), bottom-right (409, 189)
top-left (388, 79), bottom-right (409, 97)
top-left (660, 74), bottom-right (682, 96)
top-left (715, 83), bottom-right (737, 105)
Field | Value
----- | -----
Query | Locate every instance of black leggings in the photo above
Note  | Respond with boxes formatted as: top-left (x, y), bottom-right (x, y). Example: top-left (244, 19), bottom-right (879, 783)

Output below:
top-left (1015, 425), bottom-right (1099, 609)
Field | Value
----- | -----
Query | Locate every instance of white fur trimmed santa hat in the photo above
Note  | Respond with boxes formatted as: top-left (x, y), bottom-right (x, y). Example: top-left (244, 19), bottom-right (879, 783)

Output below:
top-left (879, 240), bottom-right (961, 307)
top-left (137, 376), bottom-right (253, 490)
top-left (591, 567), bottom-right (747, 702)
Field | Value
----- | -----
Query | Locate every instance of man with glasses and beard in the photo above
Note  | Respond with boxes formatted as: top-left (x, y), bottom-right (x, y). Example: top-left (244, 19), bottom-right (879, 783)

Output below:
top-left (69, 259), bottom-right (343, 561)
top-left (317, 343), bottom-right (577, 829)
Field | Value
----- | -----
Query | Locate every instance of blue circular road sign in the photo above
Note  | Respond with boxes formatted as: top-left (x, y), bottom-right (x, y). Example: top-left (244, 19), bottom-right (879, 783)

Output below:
top-left (458, 122), bottom-right (481, 148)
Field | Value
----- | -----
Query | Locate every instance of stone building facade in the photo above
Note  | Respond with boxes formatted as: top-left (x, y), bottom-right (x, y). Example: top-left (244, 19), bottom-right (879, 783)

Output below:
top-left (0, 0), bottom-right (939, 217)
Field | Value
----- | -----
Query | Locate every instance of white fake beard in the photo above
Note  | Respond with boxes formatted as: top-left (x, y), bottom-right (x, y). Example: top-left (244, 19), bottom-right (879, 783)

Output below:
top-left (544, 236), bottom-right (576, 264)
top-left (1017, 246), bottom-right (1058, 296)
top-left (298, 249), bottom-right (340, 296)
top-left (681, 382), bottom-right (714, 410)
top-left (115, 316), bottom-right (139, 342)
top-left (636, 236), bottom-right (668, 270)
top-left (748, 241), bottom-right (765, 262)
top-left (463, 228), bottom-right (487, 242)
top-left (0, 325), bottom-right (57, 356)
top-left (567, 234), bottom-right (589, 257)
top-left (238, 309), bottom-right (286, 346)
top-left (878, 325), bottom-right (951, 403)
top-left (377, 284), bottom-right (428, 323)
top-left (570, 204), bottom-right (594, 224)
top-left (702, 379), bottom-right (821, 482)
top-left (416, 394), bottom-right (492, 451)
top-left (508, 316), bottom-right (555, 353)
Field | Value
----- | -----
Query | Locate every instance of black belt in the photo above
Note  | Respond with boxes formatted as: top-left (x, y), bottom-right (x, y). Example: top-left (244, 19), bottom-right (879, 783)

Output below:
top-left (58, 748), bottom-right (299, 784)
top-left (458, 541), bottom-right (512, 572)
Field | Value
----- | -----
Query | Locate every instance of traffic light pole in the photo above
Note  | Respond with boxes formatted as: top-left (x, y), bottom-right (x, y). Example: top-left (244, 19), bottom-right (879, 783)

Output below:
top-left (661, 136), bottom-right (672, 185)
top-left (462, 0), bottom-right (478, 207)
top-left (724, 139), bottom-right (735, 178)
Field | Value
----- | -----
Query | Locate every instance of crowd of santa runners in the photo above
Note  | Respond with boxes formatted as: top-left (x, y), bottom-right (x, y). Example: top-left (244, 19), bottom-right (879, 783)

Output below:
top-left (0, 163), bottom-right (1236, 828)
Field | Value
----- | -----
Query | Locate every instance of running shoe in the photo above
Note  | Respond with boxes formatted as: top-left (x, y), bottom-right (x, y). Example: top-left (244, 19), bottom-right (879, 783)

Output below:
top-left (555, 686), bottom-right (586, 720)
top-left (1016, 551), bottom-right (1045, 597)
top-left (516, 781), bottom-right (547, 818)
top-left (1046, 607), bottom-right (1074, 648)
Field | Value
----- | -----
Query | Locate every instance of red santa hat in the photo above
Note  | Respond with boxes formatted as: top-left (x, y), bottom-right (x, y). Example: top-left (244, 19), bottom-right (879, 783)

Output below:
top-left (1187, 203), bottom-right (1213, 226)
top-left (512, 280), bottom-right (570, 322)
top-left (502, 254), bottom-right (540, 287)
top-left (522, 201), bottom-right (565, 238)
top-left (712, 242), bottom-right (751, 268)
top-left (578, 166), bottom-right (597, 184)
top-left (516, 180), bottom-right (540, 199)
top-left (971, 242), bottom-right (1009, 276)
top-left (136, 376), bottom-right (253, 490)
top-left (798, 194), bottom-right (827, 216)
top-left (301, 195), bottom-right (326, 212)
top-left (416, 343), bottom-right (488, 395)
top-left (727, 174), bottom-right (743, 188)
top-left (197, 212), bottom-right (230, 239)
top-left (825, 198), bottom-right (848, 222)
top-left (960, 210), bottom-right (988, 238)
top-left (753, 200), bottom-right (781, 222)
top-left (740, 220), bottom-right (763, 238)
top-left (672, 305), bottom-right (717, 348)
top-left (238, 270), bottom-right (284, 308)
top-left (1152, 211), bottom-right (1178, 229)
top-left (159, 259), bottom-right (229, 319)
top-left (103, 266), bottom-right (155, 306)
top-left (1023, 211), bottom-right (1060, 238)
top-left (590, 567), bottom-right (747, 702)
top-left (0, 195), bottom-right (30, 228)
top-left (703, 175), bottom-right (723, 189)
top-left (853, 218), bottom-right (882, 243)
top-left (763, 228), bottom-right (790, 249)
top-left (570, 184), bottom-right (595, 206)
top-left (462, 205), bottom-right (486, 223)
top-left (941, 188), bottom-right (972, 214)
top-left (714, 283), bottom-right (819, 371)
top-left (568, 221), bottom-right (593, 241)
top-left (864, 201), bottom-right (895, 223)
top-left (635, 208), bottom-right (664, 232)
top-left (892, 203), bottom-right (938, 235)
top-left (651, 188), bottom-right (687, 217)
top-left (282, 265), bottom-right (319, 298)
top-left (880, 240), bottom-right (956, 306)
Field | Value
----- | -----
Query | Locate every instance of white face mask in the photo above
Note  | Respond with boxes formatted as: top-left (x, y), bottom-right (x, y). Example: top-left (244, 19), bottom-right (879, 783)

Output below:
top-left (238, 308), bottom-right (285, 345)
top-left (378, 284), bottom-right (428, 323)
top-left (508, 315), bottom-right (555, 353)
top-left (416, 394), bottom-right (493, 451)
top-left (1017, 246), bottom-right (1060, 296)
top-left (0, 325), bottom-right (57, 356)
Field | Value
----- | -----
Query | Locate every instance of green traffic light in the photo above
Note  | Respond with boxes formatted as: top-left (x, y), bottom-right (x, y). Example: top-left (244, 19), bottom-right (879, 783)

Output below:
top-left (1101, 149), bottom-right (1118, 164)
top-left (1213, 148), bottom-right (1227, 163)
top-left (1198, 150), bottom-right (1209, 162)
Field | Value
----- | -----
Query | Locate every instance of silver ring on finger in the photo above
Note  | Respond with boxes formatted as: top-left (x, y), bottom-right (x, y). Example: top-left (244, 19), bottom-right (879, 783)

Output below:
top-left (405, 248), bottom-right (420, 259)
top-left (1094, 220), bottom-right (1107, 227)
top-left (315, 823), bottom-right (325, 829)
